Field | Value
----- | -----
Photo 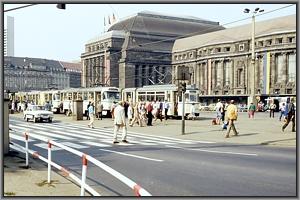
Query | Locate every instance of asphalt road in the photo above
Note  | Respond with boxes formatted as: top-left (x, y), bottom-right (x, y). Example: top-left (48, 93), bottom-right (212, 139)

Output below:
top-left (9, 116), bottom-right (296, 196)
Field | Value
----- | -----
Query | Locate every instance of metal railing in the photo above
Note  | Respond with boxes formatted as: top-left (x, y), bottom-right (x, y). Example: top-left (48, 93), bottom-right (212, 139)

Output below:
top-left (9, 131), bottom-right (151, 196)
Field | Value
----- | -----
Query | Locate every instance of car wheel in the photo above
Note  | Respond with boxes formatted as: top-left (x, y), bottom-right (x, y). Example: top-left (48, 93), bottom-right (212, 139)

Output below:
top-left (49, 118), bottom-right (52, 123)
top-left (33, 116), bottom-right (37, 123)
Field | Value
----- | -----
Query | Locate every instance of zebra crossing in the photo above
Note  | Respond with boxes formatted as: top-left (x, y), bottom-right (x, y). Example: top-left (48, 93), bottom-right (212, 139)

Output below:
top-left (9, 119), bottom-right (215, 152)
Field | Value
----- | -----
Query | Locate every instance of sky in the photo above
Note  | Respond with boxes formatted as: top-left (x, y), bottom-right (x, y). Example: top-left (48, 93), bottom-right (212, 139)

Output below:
top-left (3, 3), bottom-right (296, 62)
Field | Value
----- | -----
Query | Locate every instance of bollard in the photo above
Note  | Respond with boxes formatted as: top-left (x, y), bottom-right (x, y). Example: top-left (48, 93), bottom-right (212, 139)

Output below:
top-left (80, 154), bottom-right (88, 196)
top-left (47, 141), bottom-right (52, 183)
top-left (25, 132), bottom-right (29, 167)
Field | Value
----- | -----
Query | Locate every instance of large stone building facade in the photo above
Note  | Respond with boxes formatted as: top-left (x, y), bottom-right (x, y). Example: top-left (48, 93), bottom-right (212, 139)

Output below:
top-left (81, 11), bottom-right (224, 88)
top-left (172, 15), bottom-right (296, 104)
top-left (4, 56), bottom-right (82, 92)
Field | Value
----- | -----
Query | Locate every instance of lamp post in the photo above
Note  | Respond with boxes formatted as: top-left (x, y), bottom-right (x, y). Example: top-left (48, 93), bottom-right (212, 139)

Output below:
top-left (244, 7), bottom-right (264, 107)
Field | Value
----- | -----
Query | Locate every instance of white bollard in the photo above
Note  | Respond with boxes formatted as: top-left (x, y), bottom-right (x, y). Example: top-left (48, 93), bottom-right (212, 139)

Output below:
top-left (80, 154), bottom-right (88, 196)
top-left (47, 141), bottom-right (52, 183)
top-left (25, 133), bottom-right (29, 167)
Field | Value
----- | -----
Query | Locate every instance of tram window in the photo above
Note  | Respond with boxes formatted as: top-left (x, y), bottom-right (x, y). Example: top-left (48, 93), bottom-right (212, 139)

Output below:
top-left (53, 94), bottom-right (60, 100)
top-left (184, 93), bottom-right (189, 102)
top-left (178, 95), bottom-right (182, 102)
top-left (157, 95), bottom-right (164, 101)
top-left (190, 94), bottom-right (197, 102)
top-left (103, 91), bottom-right (120, 100)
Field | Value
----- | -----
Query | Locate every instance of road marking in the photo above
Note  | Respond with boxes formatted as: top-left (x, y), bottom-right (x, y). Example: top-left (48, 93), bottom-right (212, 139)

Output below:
top-left (60, 142), bottom-right (88, 149)
top-left (10, 133), bottom-right (35, 142)
top-left (166, 145), bottom-right (258, 156)
top-left (80, 141), bottom-right (111, 147)
top-left (34, 143), bottom-right (62, 151)
top-left (99, 149), bottom-right (164, 162)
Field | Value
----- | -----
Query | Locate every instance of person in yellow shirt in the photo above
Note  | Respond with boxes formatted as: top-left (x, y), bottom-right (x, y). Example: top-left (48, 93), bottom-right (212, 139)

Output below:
top-left (225, 100), bottom-right (238, 138)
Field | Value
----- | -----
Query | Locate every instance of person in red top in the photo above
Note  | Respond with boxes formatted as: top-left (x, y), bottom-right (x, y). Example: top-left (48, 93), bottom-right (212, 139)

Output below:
top-left (146, 101), bottom-right (153, 126)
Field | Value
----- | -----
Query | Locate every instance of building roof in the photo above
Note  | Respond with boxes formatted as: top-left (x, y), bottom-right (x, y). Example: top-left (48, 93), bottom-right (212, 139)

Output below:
top-left (108, 10), bottom-right (224, 37)
top-left (173, 14), bottom-right (296, 52)
top-left (60, 61), bottom-right (82, 72)
top-left (4, 56), bottom-right (63, 70)
top-left (86, 30), bottom-right (125, 44)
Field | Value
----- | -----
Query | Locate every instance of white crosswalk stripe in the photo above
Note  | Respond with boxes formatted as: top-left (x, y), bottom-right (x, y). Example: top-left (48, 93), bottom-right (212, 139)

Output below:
top-left (9, 118), bottom-right (215, 151)
top-left (34, 143), bottom-right (62, 151)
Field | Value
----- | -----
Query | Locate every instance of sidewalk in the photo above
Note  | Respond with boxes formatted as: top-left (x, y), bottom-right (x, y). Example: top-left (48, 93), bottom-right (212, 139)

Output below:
top-left (5, 111), bottom-right (296, 196)
top-left (3, 151), bottom-right (89, 196)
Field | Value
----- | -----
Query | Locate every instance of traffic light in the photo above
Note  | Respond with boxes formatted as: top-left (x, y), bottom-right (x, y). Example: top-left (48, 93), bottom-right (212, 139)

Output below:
top-left (181, 82), bottom-right (186, 93)
top-left (178, 84), bottom-right (182, 93)
top-left (57, 4), bottom-right (66, 9)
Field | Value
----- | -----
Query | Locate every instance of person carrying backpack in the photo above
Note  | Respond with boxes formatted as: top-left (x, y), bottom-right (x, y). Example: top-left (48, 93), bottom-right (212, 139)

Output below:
top-left (282, 98), bottom-right (296, 132)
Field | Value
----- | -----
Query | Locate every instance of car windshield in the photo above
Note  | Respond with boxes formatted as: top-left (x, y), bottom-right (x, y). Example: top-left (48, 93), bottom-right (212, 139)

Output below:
top-left (32, 106), bottom-right (45, 111)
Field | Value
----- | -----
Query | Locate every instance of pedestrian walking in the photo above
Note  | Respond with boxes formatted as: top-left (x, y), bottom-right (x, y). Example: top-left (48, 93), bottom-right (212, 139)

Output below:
top-left (221, 102), bottom-right (226, 122)
top-left (113, 101), bottom-right (128, 144)
top-left (282, 98), bottom-right (296, 132)
top-left (111, 101), bottom-right (117, 120)
top-left (66, 101), bottom-right (72, 116)
top-left (86, 101), bottom-right (91, 120)
top-left (44, 101), bottom-right (51, 111)
top-left (129, 103), bottom-right (142, 127)
top-left (225, 100), bottom-right (238, 138)
top-left (248, 102), bottom-right (256, 118)
top-left (146, 101), bottom-right (153, 126)
top-left (190, 103), bottom-right (196, 120)
top-left (215, 99), bottom-right (223, 125)
top-left (163, 100), bottom-right (170, 120)
top-left (88, 102), bottom-right (95, 128)
top-left (97, 101), bottom-right (103, 120)
top-left (127, 103), bottom-right (133, 124)
top-left (269, 101), bottom-right (276, 118)
top-left (279, 102), bottom-right (286, 121)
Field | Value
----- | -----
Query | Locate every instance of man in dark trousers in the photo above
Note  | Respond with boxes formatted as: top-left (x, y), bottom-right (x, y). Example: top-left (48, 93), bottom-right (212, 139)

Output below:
top-left (146, 101), bottom-right (153, 126)
top-left (282, 98), bottom-right (296, 132)
top-left (86, 101), bottom-right (91, 120)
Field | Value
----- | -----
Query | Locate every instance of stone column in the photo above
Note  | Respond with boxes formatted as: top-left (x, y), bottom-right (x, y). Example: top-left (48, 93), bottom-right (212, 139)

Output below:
top-left (270, 53), bottom-right (276, 90)
top-left (82, 59), bottom-right (86, 87)
top-left (220, 59), bottom-right (224, 89)
top-left (282, 53), bottom-right (287, 84)
top-left (208, 60), bottom-right (212, 95)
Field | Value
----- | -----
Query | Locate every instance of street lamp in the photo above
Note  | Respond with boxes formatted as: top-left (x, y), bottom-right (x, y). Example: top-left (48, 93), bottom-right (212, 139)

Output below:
top-left (243, 7), bottom-right (264, 107)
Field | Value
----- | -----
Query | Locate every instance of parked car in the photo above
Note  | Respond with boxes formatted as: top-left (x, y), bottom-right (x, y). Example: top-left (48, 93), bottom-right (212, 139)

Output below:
top-left (24, 105), bottom-right (54, 123)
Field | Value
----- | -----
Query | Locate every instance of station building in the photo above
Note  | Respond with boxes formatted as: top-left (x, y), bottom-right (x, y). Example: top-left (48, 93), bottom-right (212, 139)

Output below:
top-left (81, 11), bottom-right (224, 88)
top-left (172, 14), bottom-right (296, 107)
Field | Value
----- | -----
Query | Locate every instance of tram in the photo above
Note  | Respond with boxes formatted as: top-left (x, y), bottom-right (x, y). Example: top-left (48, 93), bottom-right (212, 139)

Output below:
top-left (122, 84), bottom-right (200, 117)
top-left (16, 87), bottom-right (120, 116)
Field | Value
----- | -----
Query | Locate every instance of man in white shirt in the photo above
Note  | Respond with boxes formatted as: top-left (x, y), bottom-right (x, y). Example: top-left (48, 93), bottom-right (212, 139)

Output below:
top-left (163, 100), bottom-right (170, 120)
top-left (113, 101), bottom-right (128, 144)
top-left (214, 99), bottom-right (223, 125)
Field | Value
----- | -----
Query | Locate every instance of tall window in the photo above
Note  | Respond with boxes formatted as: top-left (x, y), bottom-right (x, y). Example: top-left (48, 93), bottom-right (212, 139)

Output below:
top-left (216, 62), bottom-right (222, 86)
top-left (224, 61), bottom-right (231, 85)
top-left (288, 54), bottom-right (296, 82)
top-left (200, 64), bottom-right (204, 86)
top-left (141, 65), bottom-right (146, 86)
top-left (237, 69), bottom-right (243, 86)
top-left (276, 55), bottom-right (284, 83)
top-left (135, 65), bottom-right (139, 86)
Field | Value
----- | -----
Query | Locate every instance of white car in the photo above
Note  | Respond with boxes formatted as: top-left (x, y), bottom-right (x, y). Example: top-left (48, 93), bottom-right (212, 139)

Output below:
top-left (24, 105), bottom-right (54, 123)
